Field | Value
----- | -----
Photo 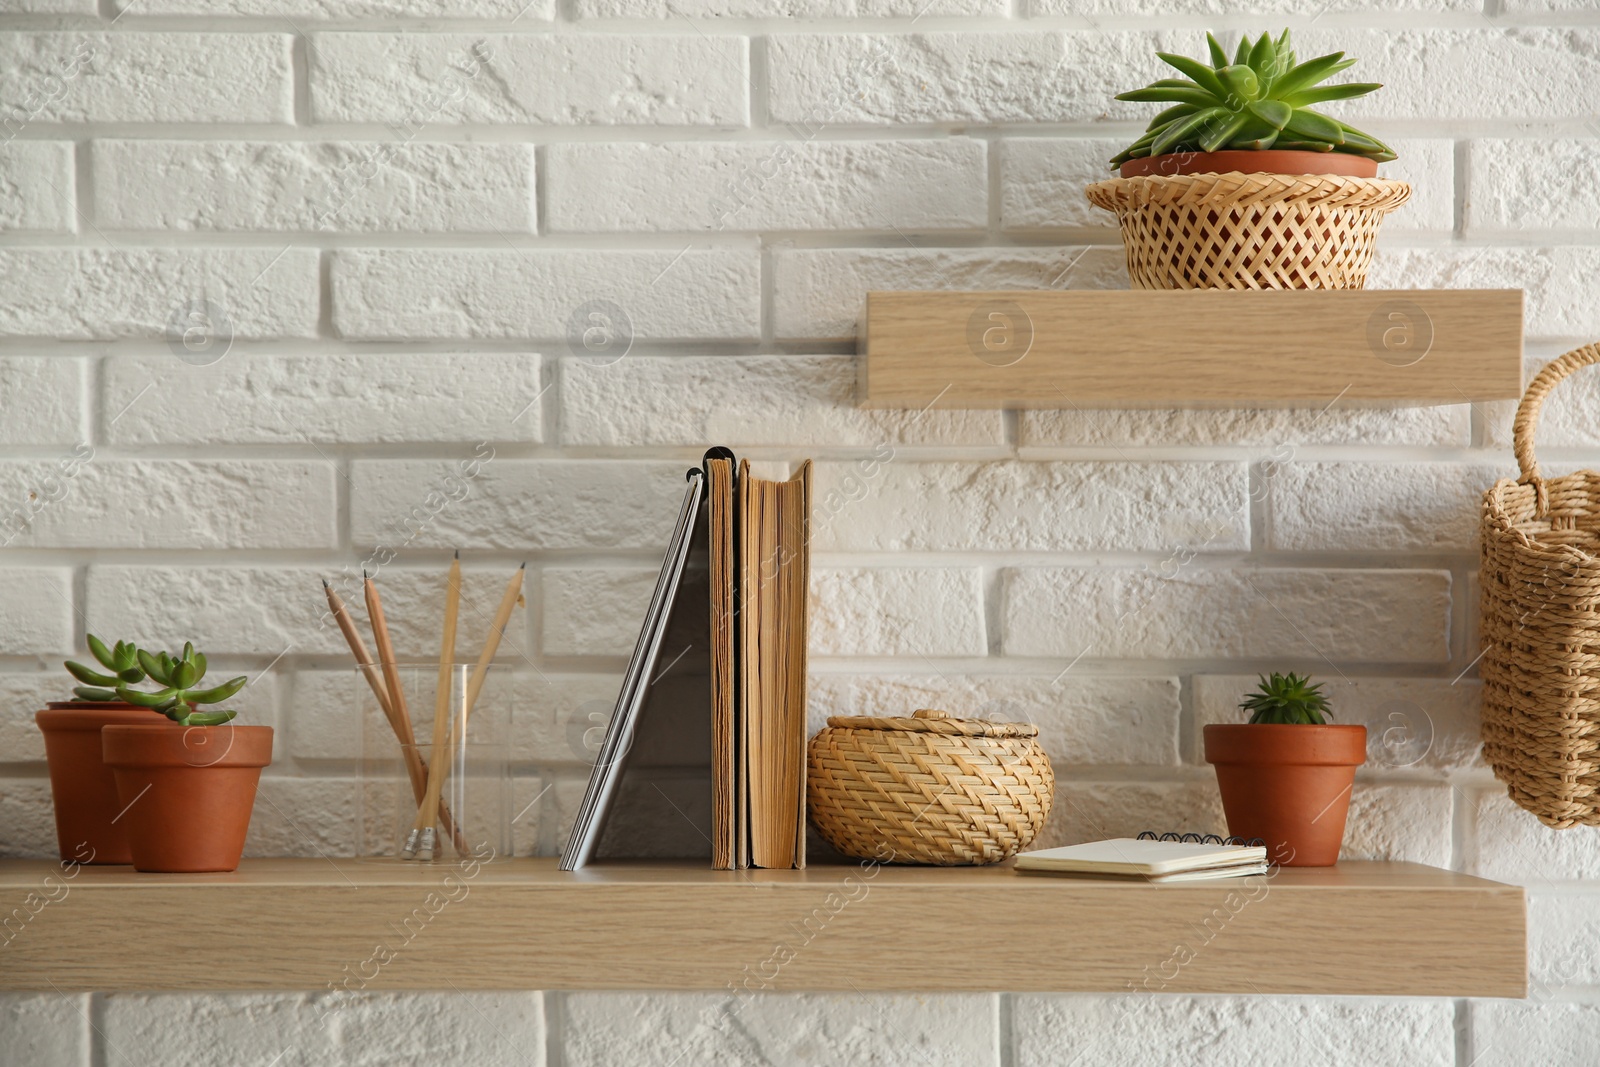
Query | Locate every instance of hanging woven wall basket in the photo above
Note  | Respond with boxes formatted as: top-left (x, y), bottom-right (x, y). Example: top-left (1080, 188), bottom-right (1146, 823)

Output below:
top-left (807, 709), bottom-right (1054, 866)
top-left (1481, 343), bottom-right (1600, 828)
top-left (1085, 171), bottom-right (1411, 290)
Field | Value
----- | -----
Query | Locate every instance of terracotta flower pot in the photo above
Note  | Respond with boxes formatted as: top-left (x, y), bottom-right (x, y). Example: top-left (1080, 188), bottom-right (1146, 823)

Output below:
top-left (1119, 149), bottom-right (1380, 179)
top-left (35, 702), bottom-right (162, 864)
top-left (101, 724), bottom-right (273, 873)
top-left (1203, 724), bottom-right (1367, 867)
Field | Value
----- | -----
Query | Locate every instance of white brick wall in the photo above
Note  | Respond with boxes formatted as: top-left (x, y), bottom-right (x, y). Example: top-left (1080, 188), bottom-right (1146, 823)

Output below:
top-left (1014, 996), bottom-right (1455, 1066)
top-left (0, 33), bottom-right (294, 122)
top-left (104, 352), bottom-right (543, 445)
top-left (773, 246), bottom-right (1128, 339)
top-left (3, 2), bottom-right (1600, 1064)
top-left (330, 249), bottom-right (762, 340)
top-left (99, 991), bottom-right (545, 1066)
top-left (0, 249), bottom-right (320, 340)
top-left (309, 34), bottom-right (748, 125)
top-left (93, 141), bottom-right (537, 233)
top-left (766, 32), bottom-right (1145, 124)
top-left (559, 355), bottom-right (1004, 446)
top-left (564, 992), bottom-right (995, 1065)
top-left (0, 459), bottom-right (338, 548)
top-left (546, 139), bottom-right (990, 233)
top-left (0, 358), bottom-right (85, 444)
top-left (0, 141), bottom-right (75, 231)
top-left (1001, 567), bottom-right (1452, 661)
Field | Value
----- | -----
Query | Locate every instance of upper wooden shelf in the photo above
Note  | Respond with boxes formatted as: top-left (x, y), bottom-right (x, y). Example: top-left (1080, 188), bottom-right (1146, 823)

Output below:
top-left (860, 289), bottom-right (1523, 409)
top-left (0, 858), bottom-right (1524, 997)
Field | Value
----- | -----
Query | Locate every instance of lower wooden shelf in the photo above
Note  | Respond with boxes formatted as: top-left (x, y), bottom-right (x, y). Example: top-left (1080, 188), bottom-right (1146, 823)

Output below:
top-left (0, 858), bottom-right (1524, 996)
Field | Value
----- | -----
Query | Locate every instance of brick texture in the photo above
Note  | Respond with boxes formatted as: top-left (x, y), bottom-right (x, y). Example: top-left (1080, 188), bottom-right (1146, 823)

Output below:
top-left (546, 140), bottom-right (987, 232)
top-left (0, 459), bottom-right (338, 548)
top-left (0, 33), bottom-right (293, 123)
top-left (0, 357), bottom-right (84, 445)
top-left (772, 246), bottom-right (1127, 340)
top-left (0, 141), bottom-right (74, 232)
top-left (1002, 568), bottom-right (1452, 662)
top-left (1015, 996), bottom-right (1453, 1066)
top-left (0, 249), bottom-right (319, 340)
top-left (331, 249), bottom-right (760, 341)
top-left (310, 33), bottom-right (747, 126)
top-left (560, 354), bottom-right (1002, 447)
top-left (564, 992), bottom-right (995, 1066)
top-left (104, 353), bottom-right (542, 445)
top-left (93, 140), bottom-right (536, 233)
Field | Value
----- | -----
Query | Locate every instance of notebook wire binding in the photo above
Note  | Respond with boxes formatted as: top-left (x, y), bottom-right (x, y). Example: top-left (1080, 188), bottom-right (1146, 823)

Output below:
top-left (1137, 830), bottom-right (1266, 848)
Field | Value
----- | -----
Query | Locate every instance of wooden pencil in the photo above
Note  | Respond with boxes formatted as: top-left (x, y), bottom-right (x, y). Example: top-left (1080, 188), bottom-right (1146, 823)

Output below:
top-left (326, 575), bottom-right (466, 856)
top-left (410, 552), bottom-right (462, 859)
top-left (324, 578), bottom-right (394, 722)
top-left (414, 562), bottom-right (524, 859)
top-left (364, 573), bottom-right (423, 798)
top-left (458, 562), bottom-right (525, 731)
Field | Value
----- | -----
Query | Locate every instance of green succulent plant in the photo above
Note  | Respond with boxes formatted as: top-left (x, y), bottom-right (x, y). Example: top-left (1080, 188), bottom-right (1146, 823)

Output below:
top-left (65, 634), bottom-right (149, 702)
top-left (1239, 672), bottom-right (1333, 725)
top-left (1110, 29), bottom-right (1395, 169)
top-left (114, 642), bottom-right (246, 727)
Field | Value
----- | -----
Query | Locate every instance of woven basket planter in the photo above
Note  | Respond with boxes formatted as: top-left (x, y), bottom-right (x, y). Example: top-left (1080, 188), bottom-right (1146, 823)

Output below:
top-left (1481, 343), bottom-right (1600, 829)
top-left (807, 709), bottom-right (1054, 865)
top-left (1085, 171), bottom-right (1412, 290)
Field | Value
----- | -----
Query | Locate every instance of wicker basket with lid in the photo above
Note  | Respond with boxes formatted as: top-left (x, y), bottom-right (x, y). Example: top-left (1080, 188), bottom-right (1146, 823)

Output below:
top-left (807, 709), bottom-right (1054, 866)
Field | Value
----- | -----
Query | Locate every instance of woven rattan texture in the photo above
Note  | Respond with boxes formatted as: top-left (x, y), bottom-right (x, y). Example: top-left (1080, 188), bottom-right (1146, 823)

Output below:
top-left (1085, 171), bottom-right (1412, 290)
top-left (807, 710), bottom-right (1054, 865)
top-left (1481, 343), bottom-right (1600, 828)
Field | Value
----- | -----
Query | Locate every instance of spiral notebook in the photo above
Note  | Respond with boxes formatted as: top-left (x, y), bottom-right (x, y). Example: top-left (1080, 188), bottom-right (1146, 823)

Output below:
top-left (1015, 832), bottom-right (1268, 883)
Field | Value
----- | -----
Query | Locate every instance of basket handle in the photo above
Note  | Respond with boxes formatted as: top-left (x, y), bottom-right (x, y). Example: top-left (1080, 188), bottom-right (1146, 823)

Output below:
top-left (1513, 342), bottom-right (1600, 516)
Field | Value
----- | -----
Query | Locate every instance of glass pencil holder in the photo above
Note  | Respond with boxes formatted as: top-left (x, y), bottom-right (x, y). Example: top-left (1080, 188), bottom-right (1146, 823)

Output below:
top-left (357, 664), bottom-right (512, 864)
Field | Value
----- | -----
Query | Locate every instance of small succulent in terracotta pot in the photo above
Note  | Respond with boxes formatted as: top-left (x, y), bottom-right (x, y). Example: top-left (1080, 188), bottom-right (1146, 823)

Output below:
top-left (35, 635), bottom-right (158, 863)
top-left (114, 641), bottom-right (247, 726)
top-left (1087, 29), bottom-right (1410, 290)
top-left (1108, 29), bottom-right (1395, 177)
top-left (38, 636), bottom-right (271, 871)
top-left (1204, 673), bottom-right (1366, 867)
top-left (101, 642), bottom-right (271, 873)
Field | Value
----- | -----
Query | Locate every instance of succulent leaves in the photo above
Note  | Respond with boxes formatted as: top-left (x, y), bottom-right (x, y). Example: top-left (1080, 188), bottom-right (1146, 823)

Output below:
top-left (66, 634), bottom-right (147, 702)
top-left (1239, 672), bottom-right (1334, 726)
top-left (116, 641), bottom-right (244, 726)
top-left (1110, 29), bottom-right (1394, 169)
top-left (68, 633), bottom-right (242, 725)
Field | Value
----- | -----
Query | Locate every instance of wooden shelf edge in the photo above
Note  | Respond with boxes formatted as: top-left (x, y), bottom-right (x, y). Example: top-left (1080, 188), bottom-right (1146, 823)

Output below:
top-left (860, 288), bottom-right (1524, 410)
top-left (0, 859), bottom-right (1526, 997)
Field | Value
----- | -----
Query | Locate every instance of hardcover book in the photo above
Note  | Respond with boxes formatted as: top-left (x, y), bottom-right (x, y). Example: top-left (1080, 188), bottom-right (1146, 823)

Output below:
top-left (560, 450), bottom-right (811, 871)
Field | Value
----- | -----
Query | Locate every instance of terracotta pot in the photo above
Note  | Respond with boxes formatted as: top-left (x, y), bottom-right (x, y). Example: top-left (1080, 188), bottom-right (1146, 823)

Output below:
top-left (35, 702), bottom-right (164, 864)
top-left (101, 724), bottom-right (273, 873)
top-left (1120, 149), bottom-right (1380, 180)
top-left (1203, 724), bottom-right (1367, 867)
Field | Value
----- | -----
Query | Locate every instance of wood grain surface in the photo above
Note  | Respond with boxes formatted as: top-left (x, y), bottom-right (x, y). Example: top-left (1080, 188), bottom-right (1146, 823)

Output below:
top-left (861, 289), bottom-right (1523, 408)
top-left (0, 858), bottom-right (1526, 996)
